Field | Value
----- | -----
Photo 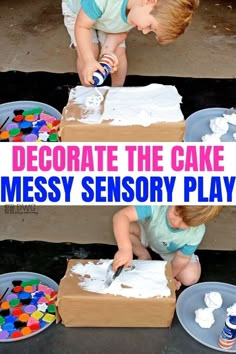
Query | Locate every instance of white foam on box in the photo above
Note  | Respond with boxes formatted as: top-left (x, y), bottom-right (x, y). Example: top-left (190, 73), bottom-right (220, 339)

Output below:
top-left (102, 84), bottom-right (183, 125)
top-left (67, 86), bottom-right (109, 124)
top-left (71, 259), bottom-right (171, 299)
top-left (67, 84), bottom-right (183, 126)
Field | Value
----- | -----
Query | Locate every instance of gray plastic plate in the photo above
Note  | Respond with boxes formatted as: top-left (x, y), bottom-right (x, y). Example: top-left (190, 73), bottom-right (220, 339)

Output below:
top-left (0, 100), bottom-right (61, 127)
top-left (176, 282), bottom-right (236, 352)
top-left (184, 107), bottom-right (236, 142)
top-left (0, 271), bottom-right (59, 342)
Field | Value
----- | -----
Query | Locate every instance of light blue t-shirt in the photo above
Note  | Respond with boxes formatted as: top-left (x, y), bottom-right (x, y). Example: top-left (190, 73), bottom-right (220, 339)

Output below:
top-left (65, 0), bottom-right (133, 33)
top-left (135, 206), bottom-right (205, 256)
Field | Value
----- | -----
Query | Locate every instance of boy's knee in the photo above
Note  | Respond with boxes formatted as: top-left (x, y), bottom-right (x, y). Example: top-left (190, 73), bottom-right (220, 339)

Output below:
top-left (177, 262), bottom-right (201, 286)
top-left (181, 272), bottom-right (201, 286)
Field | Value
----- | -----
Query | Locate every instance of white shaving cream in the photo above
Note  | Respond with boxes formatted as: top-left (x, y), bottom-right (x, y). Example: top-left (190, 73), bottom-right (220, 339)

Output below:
top-left (210, 117), bottom-right (229, 136)
top-left (68, 86), bottom-right (108, 124)
top-left (66, 84), bottom-right (183, 125)
top-left (201, 112), bottom-right (236, 142)
top-left (201, 133), bottom-right (221, 142)
top-left (227, 303), bottom-right (236, 316)
top-left (195, 308), bottom-right (215, 328)
top-left (85, 87), bottom-right (104, 108)
top-left (71, 259), bottom-right (171, 298)
top-left (102, 84), bottom-right (183, 125)
top-left (204, 291), bottom-right (223, 309)
top-left (224, 113), bottom-right (236, 125)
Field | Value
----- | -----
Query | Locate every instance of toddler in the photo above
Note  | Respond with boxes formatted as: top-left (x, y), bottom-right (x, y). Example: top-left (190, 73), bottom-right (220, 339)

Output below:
top-left (62, 0), bottom-right (199, 86)
top-left (112, 205), bottom-right (223, 289)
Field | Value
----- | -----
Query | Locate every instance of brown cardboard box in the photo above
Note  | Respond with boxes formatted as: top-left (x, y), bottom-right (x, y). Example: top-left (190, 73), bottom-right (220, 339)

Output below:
top-left (59, 118), bottom-right (185, 142)
top-left (56, 259), bottom-right (176, 328)
top-left (58, 85), bottom-right (185, 142)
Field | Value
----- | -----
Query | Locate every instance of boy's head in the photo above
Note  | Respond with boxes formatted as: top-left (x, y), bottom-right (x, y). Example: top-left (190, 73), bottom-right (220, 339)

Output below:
top-left (151, 0), bottom-right (199, 44)
top-left (174, 206), bottom-right (223, 227)
top-left (127, 0), bottom-right (199, 44)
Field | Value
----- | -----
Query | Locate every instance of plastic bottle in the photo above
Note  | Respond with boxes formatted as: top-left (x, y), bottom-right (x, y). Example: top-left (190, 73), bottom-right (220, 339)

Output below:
top-left (92, 53), bottom-right (117, 86)
top-left (218, 315), bottom-right (236, 350)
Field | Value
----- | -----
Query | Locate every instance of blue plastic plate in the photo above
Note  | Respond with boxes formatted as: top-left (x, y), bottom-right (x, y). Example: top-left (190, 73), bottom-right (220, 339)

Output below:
top-left (176, 282), bottom-right (236, 352)
top-left (0, 271), bottom-right (58, 342)
top-left (184, 107), bottom-right (236, 142)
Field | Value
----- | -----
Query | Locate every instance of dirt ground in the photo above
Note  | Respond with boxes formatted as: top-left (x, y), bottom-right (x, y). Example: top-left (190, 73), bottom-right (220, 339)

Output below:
top-left (0, 0), bottom-right (235, 77)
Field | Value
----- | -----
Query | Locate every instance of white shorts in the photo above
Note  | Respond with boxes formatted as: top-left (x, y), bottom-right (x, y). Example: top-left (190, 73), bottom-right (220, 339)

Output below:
top-left (138, 222), bottom-right (199, 263)
top-left (62, 1), bottom-right (126, 48)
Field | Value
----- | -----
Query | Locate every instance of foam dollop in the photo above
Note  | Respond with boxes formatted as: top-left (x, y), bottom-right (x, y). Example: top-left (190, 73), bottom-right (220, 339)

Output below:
top-left (195, 308), bottom-right (215, 328)
top-left (204, 291), bottom-right (223, 309)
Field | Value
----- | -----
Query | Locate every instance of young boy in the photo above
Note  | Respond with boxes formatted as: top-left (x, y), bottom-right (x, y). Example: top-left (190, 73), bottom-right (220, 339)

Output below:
top-left (62, 0), bottom-right (199, 87)
top-left (112, 205), bottom-right (223, 290)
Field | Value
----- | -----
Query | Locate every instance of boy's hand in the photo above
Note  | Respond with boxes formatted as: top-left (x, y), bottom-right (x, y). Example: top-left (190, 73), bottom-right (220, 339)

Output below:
top-left (113, 248), bottom-right (133, 271)
top-left (78, 58), bottom-right (105, 86)
top-left (99, 53), bottom-right (119, 74)
top-left (110, 54), bottom-right (119, 73)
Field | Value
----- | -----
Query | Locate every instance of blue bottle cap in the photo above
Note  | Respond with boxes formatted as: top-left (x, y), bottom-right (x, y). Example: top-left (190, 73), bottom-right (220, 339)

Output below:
top-left (35, 120), bottom-right (46, 127)
top-left (2, 322), bottom-right (15, 331)
top-left (32, 128), bottom-right (40, 135)
top-left (30, 298), bottom-right (38, 306)
top-left (20, 121), bottom-right (32, 129)
top-left (18, 292), bottom-right (31, 300)
top-left (32, 291), bottom-right (44, 300)
top-left (5, 314), bottom-right (17, 323)
top-left (39, 319), bottom-right (47, 328)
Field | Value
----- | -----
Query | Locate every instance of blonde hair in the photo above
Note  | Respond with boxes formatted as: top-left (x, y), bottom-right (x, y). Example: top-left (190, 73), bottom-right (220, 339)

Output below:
top-left (175, 206), bottom-right (223, 227)
top-left (152, 0), bottom-right (199, 43)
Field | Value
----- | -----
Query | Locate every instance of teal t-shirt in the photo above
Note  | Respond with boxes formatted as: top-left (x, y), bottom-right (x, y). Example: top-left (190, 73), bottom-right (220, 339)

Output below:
top-left (135, 206), bottom-right (205, 256)
top-left (65, 0), bottom-right (133, 33)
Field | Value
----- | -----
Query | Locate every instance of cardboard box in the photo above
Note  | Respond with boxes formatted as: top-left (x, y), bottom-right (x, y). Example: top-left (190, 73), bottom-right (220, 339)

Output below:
top-left (56, 259), bottom-right (176, 328)
top-left (59, 117), bottom-right (185, 142)
top-left (58, 85), bottom-right (185, 142)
